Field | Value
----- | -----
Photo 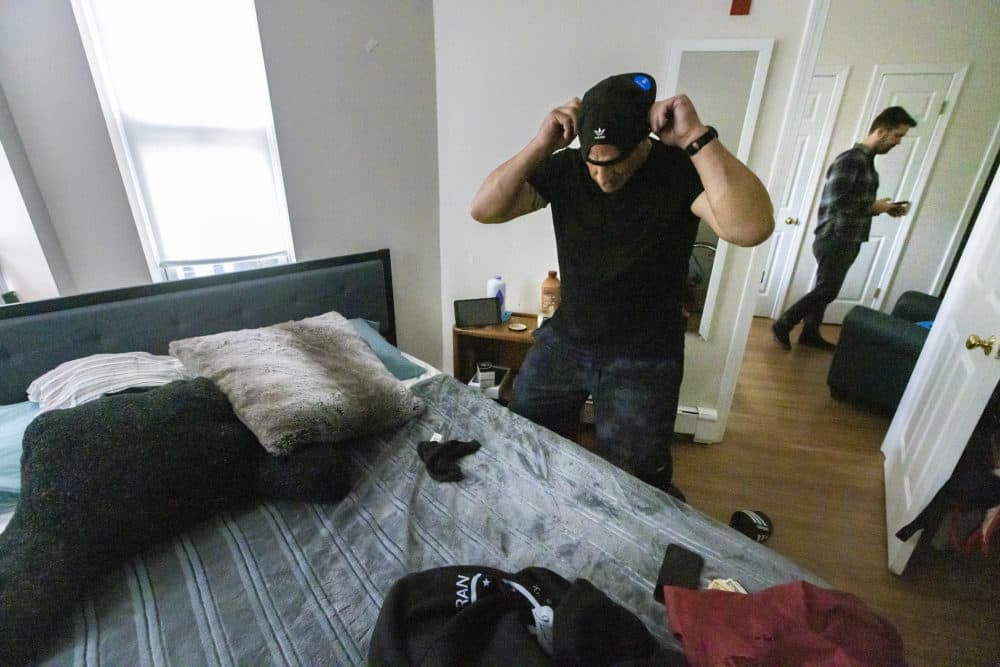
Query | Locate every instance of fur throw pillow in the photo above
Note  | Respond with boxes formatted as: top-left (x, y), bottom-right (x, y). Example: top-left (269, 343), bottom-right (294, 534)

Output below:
top-left (169, 311), bottom-right (425, 455)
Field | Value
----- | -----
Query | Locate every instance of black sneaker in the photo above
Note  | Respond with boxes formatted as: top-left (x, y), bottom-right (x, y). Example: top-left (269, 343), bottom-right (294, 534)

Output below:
top-left (771, 321), bottom-right (792, 350)
top-left (798, 332), bottom-right (836, 350)
top-left (730, 510), bottom-right (774, 543)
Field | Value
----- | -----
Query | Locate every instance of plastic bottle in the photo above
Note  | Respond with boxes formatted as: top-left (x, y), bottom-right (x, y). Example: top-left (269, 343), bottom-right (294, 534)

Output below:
top-left (540, 270), bottom-right (560, 317)
top-left (486, 275), bottom-right (506, 313)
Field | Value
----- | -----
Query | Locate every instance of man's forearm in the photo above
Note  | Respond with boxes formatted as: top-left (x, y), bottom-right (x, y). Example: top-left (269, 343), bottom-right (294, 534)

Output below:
top-left (470, 140), bottom-right (551, 224)
top-left (692, 140), bottom-right (774, 247)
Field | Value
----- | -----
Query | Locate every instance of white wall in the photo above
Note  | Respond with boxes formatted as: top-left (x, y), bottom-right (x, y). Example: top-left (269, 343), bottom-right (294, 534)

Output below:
top-left (253, 0), bottom-right (442, 365)
top-left (0, 80), bottom-right (73, 296)
top-left (0, 0), bottom-right (149, 295)
top-left (810, 0), bottom-right (1000, 308)
top-left (434, 0), bottom-right (809, 424)
top-left (0, 1), bottom-right (443, 366)
top-left (0, 132), bottom-right (58, 302)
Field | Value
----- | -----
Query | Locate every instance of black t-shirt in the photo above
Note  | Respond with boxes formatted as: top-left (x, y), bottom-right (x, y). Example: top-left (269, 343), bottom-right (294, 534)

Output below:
top-left (527, 141), bottom-right (704, 355)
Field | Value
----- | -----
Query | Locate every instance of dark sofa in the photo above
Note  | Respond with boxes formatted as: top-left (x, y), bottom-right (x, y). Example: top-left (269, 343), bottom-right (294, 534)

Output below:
top-left (827, 290), bottom-right (942, 413)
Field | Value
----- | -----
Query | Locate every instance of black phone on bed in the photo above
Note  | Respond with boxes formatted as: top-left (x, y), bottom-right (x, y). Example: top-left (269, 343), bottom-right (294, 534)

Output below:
top-left (654, 543), bottom-right (704, 602)
top-left (454, 297), bottom-right (502, 328)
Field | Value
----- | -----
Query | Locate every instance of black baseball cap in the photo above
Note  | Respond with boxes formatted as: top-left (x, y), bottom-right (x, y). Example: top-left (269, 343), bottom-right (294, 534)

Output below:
top-left (578, 73), bottom-right (656, 166)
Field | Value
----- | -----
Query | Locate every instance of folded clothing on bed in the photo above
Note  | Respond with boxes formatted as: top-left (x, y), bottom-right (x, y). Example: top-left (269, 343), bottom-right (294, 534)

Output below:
top-left (370, 565), bottom-right (686, 666)
top-left (170, 310), bottom-right (425, 455)
top-left (0, 378), bottom-right (353, 666)
top-left (27, 351), bottom-right (192, 412)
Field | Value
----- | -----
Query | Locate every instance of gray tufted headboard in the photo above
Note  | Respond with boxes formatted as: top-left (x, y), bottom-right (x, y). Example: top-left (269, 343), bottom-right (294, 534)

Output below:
top-left (0, 249), bottom-right (396, 405)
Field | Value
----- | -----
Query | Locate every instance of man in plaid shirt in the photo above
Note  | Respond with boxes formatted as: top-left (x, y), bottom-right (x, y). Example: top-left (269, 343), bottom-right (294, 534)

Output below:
top-left (772, 106), bottom-right (917, 350)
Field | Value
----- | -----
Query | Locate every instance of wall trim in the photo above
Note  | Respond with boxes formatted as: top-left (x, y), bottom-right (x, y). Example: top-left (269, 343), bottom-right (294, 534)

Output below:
top-left (709, 0), bottom-right (831, 443)
top-left (665, 38), bottom-right (774, 341)
top-left (930, 116), bottom-right (1000, 296)
top-left (767, 63), bottom-right (850, 319)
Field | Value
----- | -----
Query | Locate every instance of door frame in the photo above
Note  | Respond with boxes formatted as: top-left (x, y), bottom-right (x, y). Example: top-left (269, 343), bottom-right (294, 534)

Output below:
top-left (856, 63), bottom-right (967, 312)
top-left (663, 37), bottom-right (774, 341)
top-left (766, 64), bottom-right (850, 319)
top-left (704, 0), bottom-right (831, 442)
top-left (930, 118), bottom-right (1000, 296)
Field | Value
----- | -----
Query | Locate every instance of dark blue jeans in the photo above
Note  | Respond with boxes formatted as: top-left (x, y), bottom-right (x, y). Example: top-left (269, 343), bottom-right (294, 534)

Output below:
top-left (508, 323), bottom-right (683, 486)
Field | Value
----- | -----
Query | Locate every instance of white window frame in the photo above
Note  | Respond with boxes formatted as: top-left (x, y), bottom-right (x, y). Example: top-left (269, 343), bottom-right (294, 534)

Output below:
top-left (71, 0), bottom-right (296, 282)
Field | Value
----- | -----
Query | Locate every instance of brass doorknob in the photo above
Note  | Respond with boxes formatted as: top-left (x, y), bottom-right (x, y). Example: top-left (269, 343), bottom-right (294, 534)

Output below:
top-left (965, 334), bottom-right (996, 356)
top-left (784, 217), bottom-right (799, 225)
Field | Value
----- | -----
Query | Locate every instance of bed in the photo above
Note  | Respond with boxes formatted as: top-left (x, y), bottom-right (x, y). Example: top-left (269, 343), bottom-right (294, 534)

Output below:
top-left (0, 249), bottom-right (824, 665)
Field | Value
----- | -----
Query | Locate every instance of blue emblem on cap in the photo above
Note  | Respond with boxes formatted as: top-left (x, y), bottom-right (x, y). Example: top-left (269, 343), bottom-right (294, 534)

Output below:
top-left (633, 74), bottom-right (651, 90)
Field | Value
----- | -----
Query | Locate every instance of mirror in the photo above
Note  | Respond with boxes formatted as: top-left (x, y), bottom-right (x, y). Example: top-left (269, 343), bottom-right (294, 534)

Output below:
top-left (664, 39), bottom-right (774, 339)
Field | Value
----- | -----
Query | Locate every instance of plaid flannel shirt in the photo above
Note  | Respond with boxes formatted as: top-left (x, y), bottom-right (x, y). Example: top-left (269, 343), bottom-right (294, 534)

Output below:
top-left (814, 143), bottom-right (879, 243)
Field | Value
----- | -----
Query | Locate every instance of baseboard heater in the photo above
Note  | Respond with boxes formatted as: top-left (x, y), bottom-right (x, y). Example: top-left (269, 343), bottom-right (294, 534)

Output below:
top-left (580, 398), bottom-right (717, 443)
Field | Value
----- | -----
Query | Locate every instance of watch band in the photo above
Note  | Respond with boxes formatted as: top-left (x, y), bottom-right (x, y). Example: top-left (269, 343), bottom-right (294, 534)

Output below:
top-left (685, 126), bottom-right (718, 156)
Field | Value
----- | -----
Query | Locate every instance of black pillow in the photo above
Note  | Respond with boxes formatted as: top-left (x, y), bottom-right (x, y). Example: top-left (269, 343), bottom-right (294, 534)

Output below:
top-left (0, 378), bottom-right (351, 665)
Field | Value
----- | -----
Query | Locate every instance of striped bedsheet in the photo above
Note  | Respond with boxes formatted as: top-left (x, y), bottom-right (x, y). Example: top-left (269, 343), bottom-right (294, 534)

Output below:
top-left (37, 374), bottom-right (823, 666)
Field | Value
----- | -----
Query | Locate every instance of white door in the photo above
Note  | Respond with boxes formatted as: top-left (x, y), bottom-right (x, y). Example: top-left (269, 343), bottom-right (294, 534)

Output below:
top-left (882, 174), bottom-right (1000, 575)
top-left (784, 65), bottom-right (966, 324)
top-left (756, 67), bottom-right (847, 317)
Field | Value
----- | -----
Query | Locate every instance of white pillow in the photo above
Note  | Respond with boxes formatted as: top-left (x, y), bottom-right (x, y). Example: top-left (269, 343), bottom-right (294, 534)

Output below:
top-left (27, 352), bottom-right (193, 413)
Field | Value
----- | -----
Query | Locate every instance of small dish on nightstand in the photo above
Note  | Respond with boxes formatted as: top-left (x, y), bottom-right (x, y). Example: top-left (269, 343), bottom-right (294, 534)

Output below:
top-left (508, 322), bottom-right (528, 331)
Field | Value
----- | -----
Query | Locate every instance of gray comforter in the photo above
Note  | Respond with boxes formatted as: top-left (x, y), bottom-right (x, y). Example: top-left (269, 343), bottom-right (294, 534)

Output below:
top-left (38, 374), bottom-right (823, 666)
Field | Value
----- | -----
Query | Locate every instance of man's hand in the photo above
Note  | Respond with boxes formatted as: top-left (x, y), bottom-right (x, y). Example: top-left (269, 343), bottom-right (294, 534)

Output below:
top-left (649, 95), bottom-right (709, 148)
top-left (887, 201), bottom-right (910, 217)
top-left (533, 97), bottom-right (581, 153)
top-left (872, 197), bottom-right (896, 216)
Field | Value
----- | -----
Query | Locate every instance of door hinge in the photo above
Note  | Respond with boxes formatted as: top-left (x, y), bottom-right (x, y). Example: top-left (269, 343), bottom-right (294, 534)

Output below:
top-left (939, 99), bottom-right (947, 115)
top-left (873, 287), bottom-right (882, 300)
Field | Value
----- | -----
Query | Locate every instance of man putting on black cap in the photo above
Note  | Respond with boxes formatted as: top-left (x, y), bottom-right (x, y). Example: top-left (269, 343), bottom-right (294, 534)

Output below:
top-left (470, 73), bottom-right (773, 500)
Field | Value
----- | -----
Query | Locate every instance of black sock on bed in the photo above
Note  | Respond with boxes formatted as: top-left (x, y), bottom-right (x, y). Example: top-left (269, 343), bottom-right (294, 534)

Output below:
top-left (417, 439), bottom-right (481, 482)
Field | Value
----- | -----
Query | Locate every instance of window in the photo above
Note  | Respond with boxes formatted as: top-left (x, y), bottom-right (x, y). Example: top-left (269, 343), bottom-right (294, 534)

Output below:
top-left (72, 0), bottom-right (295, 281)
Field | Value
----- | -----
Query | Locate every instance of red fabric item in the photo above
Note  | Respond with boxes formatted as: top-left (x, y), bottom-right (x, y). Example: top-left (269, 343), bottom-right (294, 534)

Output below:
top-left (664, 580), bottom-right (907, 667)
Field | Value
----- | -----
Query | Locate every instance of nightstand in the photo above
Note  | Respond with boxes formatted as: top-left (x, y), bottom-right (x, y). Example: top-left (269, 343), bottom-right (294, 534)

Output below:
top-left (452, 312), bottom-right (538, 404)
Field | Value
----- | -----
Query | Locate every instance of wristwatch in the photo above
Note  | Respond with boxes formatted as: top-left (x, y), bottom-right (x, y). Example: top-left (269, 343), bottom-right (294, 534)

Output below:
top-left (685, 126), bottom-right (718, 156)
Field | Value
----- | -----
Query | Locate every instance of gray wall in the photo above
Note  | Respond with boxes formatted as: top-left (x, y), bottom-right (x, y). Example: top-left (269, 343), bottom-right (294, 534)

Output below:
top-left (0, 0), bottom-right (442, 365)
top-left (0, 80), bottom-right (73, 295)
top-left (254, 0), bottom-right (442, 364)
top-left (0, 0), bottom-right (147, 294)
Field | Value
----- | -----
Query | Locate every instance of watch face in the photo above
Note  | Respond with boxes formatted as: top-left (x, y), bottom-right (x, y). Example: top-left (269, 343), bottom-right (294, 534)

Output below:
top-left (454, 298), bottom-right (501, 327)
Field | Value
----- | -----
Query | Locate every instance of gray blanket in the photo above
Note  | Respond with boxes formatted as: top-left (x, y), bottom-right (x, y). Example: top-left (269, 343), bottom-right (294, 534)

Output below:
top-left (37, 375), bottom-right (824, 666)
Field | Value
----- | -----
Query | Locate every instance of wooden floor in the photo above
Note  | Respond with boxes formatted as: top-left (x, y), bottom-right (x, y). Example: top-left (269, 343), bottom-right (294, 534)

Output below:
top-left (586, 317), bottom-right (999, 666)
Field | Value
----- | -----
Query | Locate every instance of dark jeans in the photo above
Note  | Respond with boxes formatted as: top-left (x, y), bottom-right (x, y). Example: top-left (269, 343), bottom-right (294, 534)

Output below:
top-left (777, 236), bottom-right (861, 334)
top-left (508, 323), bottom-right (683, 486)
